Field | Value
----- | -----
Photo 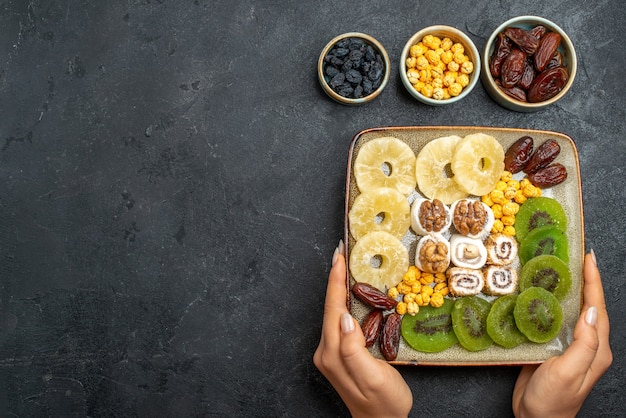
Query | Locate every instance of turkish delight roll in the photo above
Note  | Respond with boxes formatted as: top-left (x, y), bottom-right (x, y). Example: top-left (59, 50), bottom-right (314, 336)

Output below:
top-left (446, 267), bottom-right (484, 296)
top-left (483, 265), bottom-right (518, 296)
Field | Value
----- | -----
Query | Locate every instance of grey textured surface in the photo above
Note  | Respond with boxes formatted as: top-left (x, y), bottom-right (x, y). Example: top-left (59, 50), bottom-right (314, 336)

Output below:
top-left (0, 1), bottom-right (624, 417)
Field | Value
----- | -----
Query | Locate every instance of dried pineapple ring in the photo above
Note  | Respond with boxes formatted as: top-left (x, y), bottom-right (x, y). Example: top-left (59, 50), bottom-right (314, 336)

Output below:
top-left (349, 231), bottom-right (409, 291)
top-left (451, 133), bottom-right (505, 196)
top-left (348, 187), bottom-right (411, 241)
top-left (353, 137), bottom-right (417, 196)
top-left (415, 135), bottom-right (468, 205)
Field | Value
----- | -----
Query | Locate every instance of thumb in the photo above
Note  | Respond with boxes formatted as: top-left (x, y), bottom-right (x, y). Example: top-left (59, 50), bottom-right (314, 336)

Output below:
top-left (339, 313), bottom-right (386, 380)
top-left (554, 306), bottom-right (599, 380)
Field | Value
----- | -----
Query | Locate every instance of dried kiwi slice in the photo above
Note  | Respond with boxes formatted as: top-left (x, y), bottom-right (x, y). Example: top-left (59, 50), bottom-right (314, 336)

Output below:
top-left (516, 197), bottom-right (567, 243)
top-left (520, 254), bottom-right (572, 301)
top-left (451, 296), bottom-right (493, 352)
top-left (401, 299), bottom-right (458, 353)
top-left (519, 226), bottom-right (569, 265)
top-left (486, 295), bottom-right (529, 348)
top-left (514, 287), bottom-right (563, 344)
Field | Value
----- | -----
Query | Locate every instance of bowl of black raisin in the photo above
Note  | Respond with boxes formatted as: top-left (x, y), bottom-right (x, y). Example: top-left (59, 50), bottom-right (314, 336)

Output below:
top-left (318, 33), bottom-right (390, 105)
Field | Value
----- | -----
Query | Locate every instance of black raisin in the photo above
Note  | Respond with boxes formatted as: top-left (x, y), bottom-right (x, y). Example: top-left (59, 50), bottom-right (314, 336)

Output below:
top-left (336, 38), bottom-right (350, 48)
top-left (368, 62), bottom-right (383, 82)
top-left (353, 84), bottom-right (364, 98)
top-left (329, 72), bottom-right (345, 88)
top-left (349, 49), bottom-right (363, 61)
top-left (337, 84), bottom-right (354, 97)
top-left (330, 56), bottom-right (343, 66)
top-left (334, 47), bottom-right (349, 58)
top-left (325, 65), bottom-right (339, 77)
top-left (349, 38), bottom-right (363, 50)
top-left (362, 78), bottom-right (373, 94)
top-left (345, 69), bottom-right (362, 84)
top-left (323, 37), bottom-right (385, 99)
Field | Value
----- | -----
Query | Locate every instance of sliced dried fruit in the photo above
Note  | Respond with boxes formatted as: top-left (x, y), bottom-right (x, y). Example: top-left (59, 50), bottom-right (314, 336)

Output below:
top-left (487, 295), bottom-right (529, 348)
top-left (349, 231), bottom-right (409, 291)
top-left (451, 296), bottom-right (493, 352)
top-left (514, 286), bottom-right (563, 343)
top-left (348, 187), bottom-right (410, 241)
top-left (515, 197), bottom-right (567, 243)
top-left (519, 254), bottom-right (572, 301)
top-left (354, 137), bottom-right (417, 195)
top-left (451, 133), bottom-right (505, 196)
top-left (415, 135), bottom-right (468, 204)
top-left (519, 225), bottom-right (569, 265)
top-left (401, 299), bottom-right (458, 353)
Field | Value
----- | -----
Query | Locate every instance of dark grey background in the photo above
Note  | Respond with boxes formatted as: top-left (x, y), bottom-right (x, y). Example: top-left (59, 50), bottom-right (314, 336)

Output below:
top-left (1, 1), bottom-right (624, 417)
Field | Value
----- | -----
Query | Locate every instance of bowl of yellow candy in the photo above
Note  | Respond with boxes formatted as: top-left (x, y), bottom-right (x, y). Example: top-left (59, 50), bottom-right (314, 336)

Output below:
top-left (400, 25), bottom-right (481, 105)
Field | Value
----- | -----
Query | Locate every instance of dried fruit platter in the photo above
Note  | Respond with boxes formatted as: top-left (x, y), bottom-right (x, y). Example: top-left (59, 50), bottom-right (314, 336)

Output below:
top-left (344, 126), bottom-right (583, 366)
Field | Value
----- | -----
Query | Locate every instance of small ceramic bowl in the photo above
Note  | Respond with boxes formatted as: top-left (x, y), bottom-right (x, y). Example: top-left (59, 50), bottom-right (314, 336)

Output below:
top-left (318, 32), bottom-right (390, 105)
top-left (400, 25), bottom-right (480, 105)
top-left (481, 16), bottom-right (577, 112)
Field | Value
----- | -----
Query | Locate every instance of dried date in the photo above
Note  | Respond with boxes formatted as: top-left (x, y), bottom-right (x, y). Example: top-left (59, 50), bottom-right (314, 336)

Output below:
top-left (380, 313), bottom-right (401, 361)
top-left (362, 309), bottom-right (384, 348)
top-left (546, 51), bottom-right (564, 70)
top-left (527, 66), bottom-right (569, 103)
top-left (504, 135), bottom-right (534, 173)
top-left (490, 32), bottom-right (512, 78)
top-left (524, 139), bottom-right (561, 174)
top-left (518, 58), bottom-right (536, 90)
top-left (527, 163), bottom-right (568, 188)
top-left (496, 80), bottom-right (527, 101)
top-left (491, 26), bottom-right (570, 104)
top-left (529, 25), bottom-right (547, 39)
top-left (352, 282), bottom-right (398, 310)
top-left (500, 49), bottom-right (526, 88)
top-left (534, 32), bottom-right (562, 72)
top-left (504, 27), bottom-right (539, 55)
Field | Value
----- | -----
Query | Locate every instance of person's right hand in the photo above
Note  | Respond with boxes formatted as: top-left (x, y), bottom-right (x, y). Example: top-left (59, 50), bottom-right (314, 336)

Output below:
top-left (313, 241), bottom-right (413, 418)
top-left (512, 251), bottom-right (612, 417)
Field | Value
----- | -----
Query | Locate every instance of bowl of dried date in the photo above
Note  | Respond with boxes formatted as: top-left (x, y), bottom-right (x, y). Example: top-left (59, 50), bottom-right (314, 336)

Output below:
top-left (399, 26), bottom-right (481, 105)
top-left (318, 32), bottom-right (390, 105)
top-left (481, 16), bottom-right (577, 112)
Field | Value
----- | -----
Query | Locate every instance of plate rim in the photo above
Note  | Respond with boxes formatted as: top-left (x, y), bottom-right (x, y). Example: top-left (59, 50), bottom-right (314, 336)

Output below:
top-left (343, 125), bottom-right (585, 366)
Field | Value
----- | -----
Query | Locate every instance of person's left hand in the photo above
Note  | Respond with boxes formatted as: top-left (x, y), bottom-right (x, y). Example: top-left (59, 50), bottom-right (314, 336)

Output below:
top-left (313, 241), bottom-right (413, 418)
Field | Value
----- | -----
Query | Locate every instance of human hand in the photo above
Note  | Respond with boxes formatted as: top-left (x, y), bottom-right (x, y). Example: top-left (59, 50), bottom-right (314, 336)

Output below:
top-left (512, 251), bottom-right (612, 417)
top-left (313, 241), bottom-right (413, 418)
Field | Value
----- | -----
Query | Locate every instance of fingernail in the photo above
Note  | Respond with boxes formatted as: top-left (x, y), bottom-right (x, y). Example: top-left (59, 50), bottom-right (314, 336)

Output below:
top-left (585, 306), bottom-right (598, 326)
top-left (590, 248), bottom-right (597, 267)
top-left (332, 240), bottom-right (345, 266)
top-left (340, 312), bottom-right (355, 334)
